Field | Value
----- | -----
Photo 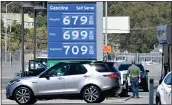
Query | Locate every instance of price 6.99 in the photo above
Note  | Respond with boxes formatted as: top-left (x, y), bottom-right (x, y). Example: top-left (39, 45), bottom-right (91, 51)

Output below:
top-left (64, 45), bottom-right (89, 55)
top-left (63, 31), bottom-right (88, 40)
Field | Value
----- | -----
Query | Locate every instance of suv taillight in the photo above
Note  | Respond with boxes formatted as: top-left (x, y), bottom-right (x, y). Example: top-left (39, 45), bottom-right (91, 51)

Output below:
top-left (104, 74), bottom-right (118, 78)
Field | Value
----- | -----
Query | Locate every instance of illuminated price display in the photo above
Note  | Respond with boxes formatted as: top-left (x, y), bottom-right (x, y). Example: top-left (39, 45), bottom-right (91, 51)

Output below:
top-left (48, 27), bottom-right (96, 41)
top-left (48, 42), bottom-right (96, 59)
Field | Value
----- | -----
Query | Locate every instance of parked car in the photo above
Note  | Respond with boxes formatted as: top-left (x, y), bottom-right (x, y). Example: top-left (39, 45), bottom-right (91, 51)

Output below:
top-left (156, 72), bottom-right (172, 105)
top-left (25, 56), bottom-right (48, 76)
top-left (6, 61), bottom-right (122, 104)
top-left (117, 63), bottom-right (149, 92)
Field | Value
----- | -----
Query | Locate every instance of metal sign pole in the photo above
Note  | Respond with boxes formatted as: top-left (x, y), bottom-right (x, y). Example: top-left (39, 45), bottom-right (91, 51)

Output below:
top-left (21, 6), bottom-right (25, 77)
top-left (105, 1), bottom-right (108, 46)
top-left (96, 2), bottom-right (103, 61)
top-left (34, 9), bottom-right (37, 70)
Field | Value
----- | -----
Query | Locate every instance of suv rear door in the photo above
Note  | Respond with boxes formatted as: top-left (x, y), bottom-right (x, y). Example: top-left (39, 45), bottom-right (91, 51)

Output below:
top-left (64, 63), bottom-right (91, 93)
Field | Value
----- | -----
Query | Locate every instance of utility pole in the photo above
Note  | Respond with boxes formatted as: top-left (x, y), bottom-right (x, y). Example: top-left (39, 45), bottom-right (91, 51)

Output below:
top-left (34, 9), bottom-right (37, 70)
top-left (21, 6), bottom-right (24, 77)
top-left (5, 5), bottom-right (8, 62)
top-left (104, 1), bottom-right (108, 61)
top-left (5, 2), bottom-right (13, 62)
top-left (170, 2), bottom-right (172, 73)
top-left (169, 24), bottom-right (172, 72)
top-left (105, 1), bottom-right (108, 46)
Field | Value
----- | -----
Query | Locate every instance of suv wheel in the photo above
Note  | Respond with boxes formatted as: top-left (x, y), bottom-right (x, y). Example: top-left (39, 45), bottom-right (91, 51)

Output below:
top-left (14, 87), bottom-right (34, 105)
top-left (82, 85), bottom-right (102, 103)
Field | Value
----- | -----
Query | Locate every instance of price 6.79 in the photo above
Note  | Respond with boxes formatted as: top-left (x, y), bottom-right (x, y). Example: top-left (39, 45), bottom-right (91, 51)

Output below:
top-left (64, 45), bottom-right (93, 55)
top-left (63, 15), bottom-right (94, 25)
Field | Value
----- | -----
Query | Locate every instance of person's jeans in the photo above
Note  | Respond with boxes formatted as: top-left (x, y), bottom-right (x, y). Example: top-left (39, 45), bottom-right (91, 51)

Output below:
top-left (130, 77), bottom-right (139, 97)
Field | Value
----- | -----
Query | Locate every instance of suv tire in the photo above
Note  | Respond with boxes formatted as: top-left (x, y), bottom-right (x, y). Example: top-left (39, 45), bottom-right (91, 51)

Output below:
top-left (98, 95), bottom-right (105, 103)
top-left (14, 87), bottom-right (34, 105)
top-left (82, 85), bottom-right (103, 103)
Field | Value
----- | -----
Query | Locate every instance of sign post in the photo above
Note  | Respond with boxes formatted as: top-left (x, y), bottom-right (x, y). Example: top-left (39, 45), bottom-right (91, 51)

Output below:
top-left (47, 2), bottom-right (103, 67)
top-left (157, 25), bottom-right (168, 45)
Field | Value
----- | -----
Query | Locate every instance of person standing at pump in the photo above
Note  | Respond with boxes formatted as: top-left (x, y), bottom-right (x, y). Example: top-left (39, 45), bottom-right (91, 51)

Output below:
top-left (127, 61), bottom-right (141, 98)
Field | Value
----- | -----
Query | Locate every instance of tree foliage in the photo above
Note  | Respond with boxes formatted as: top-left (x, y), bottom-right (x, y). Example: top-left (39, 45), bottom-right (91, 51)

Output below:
top-left (1, 1), bottom-right (47, 51)
top-left (107, 2), bottom-right (171, 53)
top-left (1, 1), bottom-right (47, 13)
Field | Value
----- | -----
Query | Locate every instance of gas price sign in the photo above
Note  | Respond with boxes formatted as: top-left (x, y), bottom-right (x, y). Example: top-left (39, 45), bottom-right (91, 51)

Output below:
top-left (48, 3), bottom-right (97, 59)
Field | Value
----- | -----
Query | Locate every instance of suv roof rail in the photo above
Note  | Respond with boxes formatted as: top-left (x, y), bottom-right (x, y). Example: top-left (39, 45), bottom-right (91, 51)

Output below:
top-left (58, 61), bottom-right (112, 64)
top-left (60, 61), bottom-right (92, 64)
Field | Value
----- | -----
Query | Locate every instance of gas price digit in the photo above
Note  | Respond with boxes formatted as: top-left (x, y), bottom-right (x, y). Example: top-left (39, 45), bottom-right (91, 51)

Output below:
top-left (63, 16), bottom-right (70, 25)
top-left (71, 16), bottom-right (78, 25)
top-left (80, 16), bottom-right (87, 25)
top-left (72, 31), bottom-right (79, 39)
top-left (81, 46), bottom-right (88, 54)
top-left (63, 46), bottom-right (89, 55)
top-left (64, 46), bottom-right (70, 55)
top-left (63, 31), bottom-right (70, 40)
top-left (72, 46), bottom-right (79, 55)
top-left (80, 31), bottom-right (88, 39)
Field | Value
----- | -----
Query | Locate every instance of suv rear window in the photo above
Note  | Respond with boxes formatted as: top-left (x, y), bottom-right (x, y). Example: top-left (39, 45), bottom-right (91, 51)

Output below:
top-left (118, 64), bottom-right (144, 71)
top-left (94, 64), bottom-right (109, 72)
top-left (106, 63), bottom-right (119, 73)
top-left (92, 63), bottom-right (119, 73)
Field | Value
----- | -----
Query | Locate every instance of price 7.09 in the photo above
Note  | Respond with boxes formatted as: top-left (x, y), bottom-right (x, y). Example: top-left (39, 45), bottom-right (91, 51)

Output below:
top-left (63, 45), bottom-right (94, 55)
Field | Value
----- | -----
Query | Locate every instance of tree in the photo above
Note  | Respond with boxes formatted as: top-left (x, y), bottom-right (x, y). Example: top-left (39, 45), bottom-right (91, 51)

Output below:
top-left (1, 1), bottom-right (47, 13)
top-left (1, 19), bottom-right (5, 50)
top-left (8, 20), bottom-right (29, 51)
top-left (1, 19), bottom-right (5, 33)
top-left (107, 2), bottom-right (171, 53)
top-left (36, 27), bottom-right (47, 50)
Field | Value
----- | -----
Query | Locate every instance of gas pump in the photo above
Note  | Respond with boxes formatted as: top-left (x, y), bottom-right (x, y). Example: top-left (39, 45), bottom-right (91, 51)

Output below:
top-left (157, 24), bottom-right (172, 83)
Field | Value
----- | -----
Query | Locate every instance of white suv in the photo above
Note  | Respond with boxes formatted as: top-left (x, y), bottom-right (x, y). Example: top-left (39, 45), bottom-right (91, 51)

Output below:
top-left (156, 72), bottom-right (172, 105)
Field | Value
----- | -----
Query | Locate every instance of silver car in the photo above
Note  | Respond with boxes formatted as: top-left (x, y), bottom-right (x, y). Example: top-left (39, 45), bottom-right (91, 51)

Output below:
top-left (6, 61), bottom-right (121, 104)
